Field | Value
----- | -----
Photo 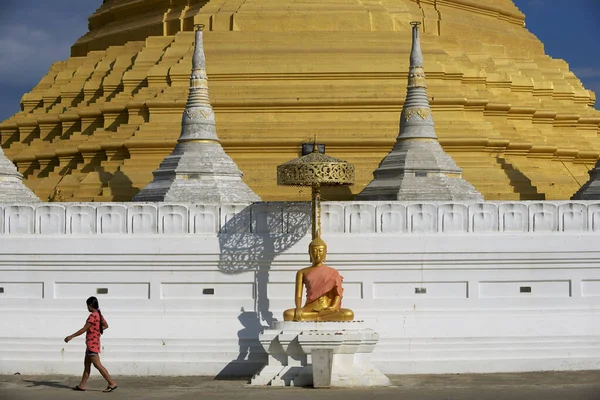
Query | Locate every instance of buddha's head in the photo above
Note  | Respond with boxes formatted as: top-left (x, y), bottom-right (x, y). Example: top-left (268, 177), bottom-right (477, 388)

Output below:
top-left (309, 237), bottom-right (327, 264)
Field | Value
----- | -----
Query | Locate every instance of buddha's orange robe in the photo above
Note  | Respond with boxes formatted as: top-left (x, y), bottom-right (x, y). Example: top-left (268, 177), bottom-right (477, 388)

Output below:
top-left (304, 265), bottom-right (344, 307)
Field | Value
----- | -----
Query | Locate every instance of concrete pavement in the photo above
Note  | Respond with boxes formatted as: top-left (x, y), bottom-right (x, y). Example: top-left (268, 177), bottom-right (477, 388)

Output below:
top-left (2, 371), bottom-right (600, 400)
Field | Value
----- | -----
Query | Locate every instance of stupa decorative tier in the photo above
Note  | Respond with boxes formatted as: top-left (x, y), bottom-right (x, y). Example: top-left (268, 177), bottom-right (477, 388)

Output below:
top-left (1, 0), bottom-right (599, 202)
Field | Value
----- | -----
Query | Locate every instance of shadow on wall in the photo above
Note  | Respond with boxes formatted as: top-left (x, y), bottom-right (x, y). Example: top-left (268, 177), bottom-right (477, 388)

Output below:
top-left (497, 157), bottom-right (545, 200)
top-left (22, 379), bottom-right (72, 390)
top-left (321, 185), bottom-right (355, 201)
top-left (108, 169), bottom-right (139, 201)
top-left (215, 202), bottom-right (311, 379)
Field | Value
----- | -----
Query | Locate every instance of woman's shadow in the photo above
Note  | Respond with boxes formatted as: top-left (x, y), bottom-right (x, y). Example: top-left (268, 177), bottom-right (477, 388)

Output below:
top-left (22, 379), bottom-right (72, 389)
top-left (215, 202), bottom-right (310, 379)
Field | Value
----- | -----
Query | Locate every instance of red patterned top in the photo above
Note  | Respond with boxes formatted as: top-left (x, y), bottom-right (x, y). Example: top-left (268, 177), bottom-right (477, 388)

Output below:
top-left (85, 311), bottom-right (105, 353)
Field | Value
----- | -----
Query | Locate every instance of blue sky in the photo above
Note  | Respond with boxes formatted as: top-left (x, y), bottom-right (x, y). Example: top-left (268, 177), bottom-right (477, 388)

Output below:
top-left (0, 0), bottom-right (598, 122)
top-left (0, 0), bottom-right (100, 122)
top-left (515, 0), bottom-right (600, 106)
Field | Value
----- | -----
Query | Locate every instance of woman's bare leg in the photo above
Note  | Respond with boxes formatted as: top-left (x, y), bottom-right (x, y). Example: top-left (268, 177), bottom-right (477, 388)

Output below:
top-left (78, 354), bottom-right (92, 388)
top-left (90, 355), bottom-right (117, 387)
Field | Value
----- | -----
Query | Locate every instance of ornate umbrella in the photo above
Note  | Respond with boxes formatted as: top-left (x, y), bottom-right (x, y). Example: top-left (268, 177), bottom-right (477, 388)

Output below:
top-left (277, 146), bottom-right (355, 239)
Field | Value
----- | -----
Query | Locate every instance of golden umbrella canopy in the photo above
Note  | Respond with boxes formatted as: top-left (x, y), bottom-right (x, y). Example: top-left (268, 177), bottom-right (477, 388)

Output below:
top-left (277, 151), bottom-right (355, 187)
top-left (277, 147), bottom-right (355, 240)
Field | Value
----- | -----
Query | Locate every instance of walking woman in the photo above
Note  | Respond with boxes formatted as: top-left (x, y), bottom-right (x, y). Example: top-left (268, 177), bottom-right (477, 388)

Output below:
top-left (64, 296), bottom-right (118, 392)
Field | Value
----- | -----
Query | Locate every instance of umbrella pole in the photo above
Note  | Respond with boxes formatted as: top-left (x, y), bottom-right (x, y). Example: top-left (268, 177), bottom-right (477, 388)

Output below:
top-left (311, 183), bottom-right (321, 240)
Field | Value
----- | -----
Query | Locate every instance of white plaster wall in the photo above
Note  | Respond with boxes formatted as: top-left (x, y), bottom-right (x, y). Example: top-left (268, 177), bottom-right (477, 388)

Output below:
top-left (1, 201), bottom-right (600, 376)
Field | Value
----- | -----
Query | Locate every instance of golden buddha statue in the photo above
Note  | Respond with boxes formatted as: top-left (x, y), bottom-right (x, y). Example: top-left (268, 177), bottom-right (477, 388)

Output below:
top-left (283, 237), bottom-right (354, 322)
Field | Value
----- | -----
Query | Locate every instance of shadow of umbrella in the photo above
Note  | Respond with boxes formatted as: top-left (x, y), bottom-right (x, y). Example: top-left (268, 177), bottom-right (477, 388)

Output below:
top-left (218, 201), bottom-right (311, 324)
top-left (216, 202), bottom-right (310, 379)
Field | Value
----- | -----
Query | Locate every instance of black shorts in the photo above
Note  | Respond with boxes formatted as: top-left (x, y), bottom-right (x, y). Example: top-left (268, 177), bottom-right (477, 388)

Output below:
top-left (86, 349), bottom-right (99, 357)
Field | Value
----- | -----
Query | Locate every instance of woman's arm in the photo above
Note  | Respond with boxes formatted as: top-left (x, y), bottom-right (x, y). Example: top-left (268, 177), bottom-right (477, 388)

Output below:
top-left (64, 323), bottom-right (92, 343)
top-left (102, 319), bottom-right (109, 330)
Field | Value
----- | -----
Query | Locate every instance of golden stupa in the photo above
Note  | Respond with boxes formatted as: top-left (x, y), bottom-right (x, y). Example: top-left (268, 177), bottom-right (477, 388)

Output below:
top-left (1, 0), bottom-right (598, 202)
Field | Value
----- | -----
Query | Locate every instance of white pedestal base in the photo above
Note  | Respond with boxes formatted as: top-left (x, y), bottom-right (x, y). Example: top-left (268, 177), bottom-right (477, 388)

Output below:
top-left (250, 321), bottom-right (391, 387)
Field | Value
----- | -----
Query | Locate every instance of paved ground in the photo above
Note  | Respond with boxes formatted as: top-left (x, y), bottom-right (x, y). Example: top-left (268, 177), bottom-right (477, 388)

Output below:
top-left (2, 371), bottom-right (600, 400)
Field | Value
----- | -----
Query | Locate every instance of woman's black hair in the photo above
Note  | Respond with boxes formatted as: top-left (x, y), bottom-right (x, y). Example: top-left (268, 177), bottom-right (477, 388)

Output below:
top-left (86, 296), bottom-right (104, 334)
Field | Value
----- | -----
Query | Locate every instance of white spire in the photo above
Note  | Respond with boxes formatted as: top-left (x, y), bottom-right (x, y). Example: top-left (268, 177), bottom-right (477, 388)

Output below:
top-left (572, 160), bottom-right (600, 199)
top-left (134, 25), bottom-right (261, 203)
top-left (178, 26), bottom-right (218, 143)
top-left (0, 146), bottom-right (40, 202)
top-left (356, 22), bottom-right (483, 201)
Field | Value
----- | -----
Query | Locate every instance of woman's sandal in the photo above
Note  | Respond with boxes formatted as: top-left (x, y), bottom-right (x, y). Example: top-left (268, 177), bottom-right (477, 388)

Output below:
top-left (72, 385), bottom-right (86, 391)
top-left (103, 385), bottom-right (118, 393)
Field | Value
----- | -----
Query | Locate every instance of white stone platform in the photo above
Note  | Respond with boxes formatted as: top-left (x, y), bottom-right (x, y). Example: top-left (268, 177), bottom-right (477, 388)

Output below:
top-left (251, 321), bottom-right (390, 387)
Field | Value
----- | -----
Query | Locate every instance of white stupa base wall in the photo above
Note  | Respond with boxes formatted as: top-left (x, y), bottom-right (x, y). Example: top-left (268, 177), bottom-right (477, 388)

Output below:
top-left (1, 201), bottom-right (600, 376)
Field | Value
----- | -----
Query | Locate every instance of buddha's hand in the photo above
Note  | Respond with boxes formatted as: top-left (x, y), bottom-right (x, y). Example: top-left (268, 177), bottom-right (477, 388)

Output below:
top-left (293, 308), bottom-right (303, 321)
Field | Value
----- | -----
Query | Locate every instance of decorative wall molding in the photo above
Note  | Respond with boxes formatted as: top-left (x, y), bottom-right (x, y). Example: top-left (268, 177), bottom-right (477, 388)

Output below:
top-left (1, 201), bottom-right (600, 235)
